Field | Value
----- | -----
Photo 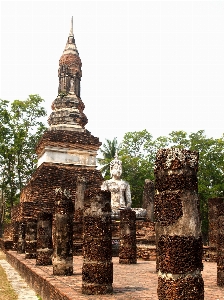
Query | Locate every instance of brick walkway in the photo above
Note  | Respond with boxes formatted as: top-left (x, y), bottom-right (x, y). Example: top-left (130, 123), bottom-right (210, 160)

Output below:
top-left (3, 251), bottom-right (224, 300)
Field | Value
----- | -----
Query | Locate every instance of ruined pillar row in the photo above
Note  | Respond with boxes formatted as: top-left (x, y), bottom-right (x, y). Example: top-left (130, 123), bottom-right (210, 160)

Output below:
top-left (217, 203), bottom-right (224, 286)
top-left (208, 198), bottom-right (224, 262)
top-left (36, 212), bottom-right (53, 266)
top-left (52, 189), bottom-right (74, 276)
top-left (119, 208), bottom-right (137, 264)
top-left (82, 189), bottom-right (113, 295)
top-left (154, 148), bottom-right (204, 300)
top-left (25, 219), bottom-right (37, 259)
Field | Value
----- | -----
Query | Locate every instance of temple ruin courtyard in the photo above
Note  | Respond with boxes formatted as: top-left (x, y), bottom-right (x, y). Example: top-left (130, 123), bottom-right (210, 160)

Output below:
top-left (0, 16), bottom-right (223, 300)
top-left (3, 250), bottom-right (224, 300)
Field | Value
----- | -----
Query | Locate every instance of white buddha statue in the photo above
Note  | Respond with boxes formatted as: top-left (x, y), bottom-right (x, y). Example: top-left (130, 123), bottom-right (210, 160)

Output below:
top-left (101, 152), bottom-right (132, 211)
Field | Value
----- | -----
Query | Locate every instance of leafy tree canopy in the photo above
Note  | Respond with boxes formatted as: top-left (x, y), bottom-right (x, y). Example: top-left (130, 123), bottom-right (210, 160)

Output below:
top-left (0, 95), bottom-right (47, 226)
top-left (98, 137), bottom-right (120, 179)
top-left (98, 129), bottom-right (224, 237)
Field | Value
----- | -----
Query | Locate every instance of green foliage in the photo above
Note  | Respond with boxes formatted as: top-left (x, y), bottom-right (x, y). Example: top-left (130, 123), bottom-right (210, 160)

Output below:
top-left (167, 130), bottom-right (224, 237)
top-left (97, 137), bottom-right (120, 179)
top-left (99, 129), bottom-right (224, 238)
top-left (119, 130), bottom-right (154, 207)
top-left (0, 95), bottom-right (47, 225)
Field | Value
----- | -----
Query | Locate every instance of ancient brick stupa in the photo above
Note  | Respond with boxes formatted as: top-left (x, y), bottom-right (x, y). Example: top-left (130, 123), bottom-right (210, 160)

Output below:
top-left (37, 16), bottom-right (99, 169)
top-left (15, 17), bottom-right (103, 251)
top-left (9, 17), bottom-right (156, 260)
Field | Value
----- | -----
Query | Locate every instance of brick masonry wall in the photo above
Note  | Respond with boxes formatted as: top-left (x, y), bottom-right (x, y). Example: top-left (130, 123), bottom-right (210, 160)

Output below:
top-left (35, 130), bottom-right (101, 155)
top-left (19, 162), bottom-right (103, 224)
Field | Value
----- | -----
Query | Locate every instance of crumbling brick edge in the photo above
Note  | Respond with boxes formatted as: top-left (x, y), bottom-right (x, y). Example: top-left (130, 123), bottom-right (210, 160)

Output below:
top-left (5, 250), bottom-right (74, 300)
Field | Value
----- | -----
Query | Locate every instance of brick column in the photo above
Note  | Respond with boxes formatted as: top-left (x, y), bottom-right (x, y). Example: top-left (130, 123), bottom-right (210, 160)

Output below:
top-left (36, 212), bottom-right (53, 266)
top-left (52, 189), bottom-right (74, 275)
top-left (154, 148), bottom-right (204, 299)
top-left (82, 189), bottom-right (113, 295)
top-left (208, 198), bottom-right (224, 262)
top-left (217, 203), bottom-right (224, 286)
top-left (119, 208), bottom-right (137, 264)
top-left (111, 219), bottom-right (120, 257)
top-left (142, 179), bottom-right (155, 221)
top-left (25, 219), bottom-right (37, 259)
top-left (17, 221), bottom-right (26, 254)
top-left (73, 176), bottom-right (86, 255)
top-left (12, 221), bottom-right (19, 251)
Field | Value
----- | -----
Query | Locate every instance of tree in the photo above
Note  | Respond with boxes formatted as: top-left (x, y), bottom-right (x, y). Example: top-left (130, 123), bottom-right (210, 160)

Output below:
top-left (97, 137), bottom-right (120, 179)
top-left (0, 95), bottom-right (47, 226)
top-left (119, 130), bottom-right (155, 207)
top-left (167, 130), bottom-right (224, 239)
top-left (98, 130), bottom-right (175, 208)
top-left (99, 129), bottom-right (224, 240)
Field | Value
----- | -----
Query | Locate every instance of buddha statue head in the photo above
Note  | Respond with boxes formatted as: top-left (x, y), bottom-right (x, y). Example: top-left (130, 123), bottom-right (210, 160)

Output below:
top-left (110, 152), bottom-right (122, 179)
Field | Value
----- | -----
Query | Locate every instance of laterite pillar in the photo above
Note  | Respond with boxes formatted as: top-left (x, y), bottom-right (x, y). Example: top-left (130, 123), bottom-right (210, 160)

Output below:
top-left (12, 221), bottom-right (19, 251)
top-left (36, 212), bottom-right (53, 265)
top-left (208, 198), bottom-right (224, 262)
top-left (119, 208), bottom-right (137, 264)
top-left (217, 202), bottom-right (224, 286)
top-left (17, 221), bottom-right (26, 254)
top-left (154, 148), bottom-right (204, 299)
top-left (25, 219), bottom-right (37, 259)
top-left (142, 179), bottom-right (155, 221)
top-left (82, 189), bottom-right (113, 295)
top-left (52, 189), bottom-right (74, 275)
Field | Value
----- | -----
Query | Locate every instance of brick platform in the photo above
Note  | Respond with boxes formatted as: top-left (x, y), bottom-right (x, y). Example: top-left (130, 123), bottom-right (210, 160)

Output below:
top-left (5, 250), bottom-right (224, 300)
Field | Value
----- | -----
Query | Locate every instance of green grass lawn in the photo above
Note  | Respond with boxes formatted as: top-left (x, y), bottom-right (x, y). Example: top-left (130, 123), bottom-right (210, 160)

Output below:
top-left (0, 251), bottom-right (18, 300)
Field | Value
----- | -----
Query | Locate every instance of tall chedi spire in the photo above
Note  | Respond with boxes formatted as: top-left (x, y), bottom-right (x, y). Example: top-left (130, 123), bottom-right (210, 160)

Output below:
top-left (36, 18), bottom-right (101, 167)
top-left (16, 18), bottom-right (104, 263)
top-left (48, 16), bottom-right (87, 131)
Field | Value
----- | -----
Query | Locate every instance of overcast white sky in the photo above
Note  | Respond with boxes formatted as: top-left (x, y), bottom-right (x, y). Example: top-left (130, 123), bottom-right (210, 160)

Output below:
top-left (1, 0), bottom-right (224, 145)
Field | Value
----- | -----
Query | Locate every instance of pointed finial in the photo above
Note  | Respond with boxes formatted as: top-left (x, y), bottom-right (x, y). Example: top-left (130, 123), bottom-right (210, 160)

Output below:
top-left (62, 16), bottom-right (79, 56)
top-left (69, 16), bottom-right (73, 36)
